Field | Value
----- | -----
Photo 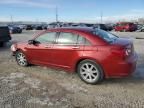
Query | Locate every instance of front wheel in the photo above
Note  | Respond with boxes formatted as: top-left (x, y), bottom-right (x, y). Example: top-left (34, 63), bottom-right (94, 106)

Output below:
top-left (15, 51), bottom-right (29, 67)
top-left (77, 60), bottom-right (104, 84)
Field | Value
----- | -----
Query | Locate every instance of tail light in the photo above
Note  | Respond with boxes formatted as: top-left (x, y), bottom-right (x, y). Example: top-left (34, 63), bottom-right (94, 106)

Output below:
top-left (111, 48), bottom-right (126, 58)
top-left (111, 44), bottom-right (133, 59)
top-left (125, 48), bottom-right (131, 56)
top-left (125, 44), bottom-right (133, 56)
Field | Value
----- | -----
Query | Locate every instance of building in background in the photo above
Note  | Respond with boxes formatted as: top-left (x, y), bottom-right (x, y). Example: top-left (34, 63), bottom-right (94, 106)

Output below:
top-left (138, 18), bottom-right (144, 24)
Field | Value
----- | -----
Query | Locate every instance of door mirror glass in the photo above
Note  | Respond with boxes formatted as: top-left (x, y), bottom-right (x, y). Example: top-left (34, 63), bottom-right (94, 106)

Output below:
top-left (28, 40), bottom-right (40, 45)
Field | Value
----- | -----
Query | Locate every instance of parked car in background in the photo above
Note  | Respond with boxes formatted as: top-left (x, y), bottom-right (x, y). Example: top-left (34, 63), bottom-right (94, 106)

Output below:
top-left (26, 25), bottom-right (34, 30)
top-left (34, 25), bottom-right (43, 30)
top-left (0, 26), bottom-right (11, 47)
top-left (48, 23), bottom-right (57, 28)
top-left (61, 23), bottom-right (71, 27)
top-left (137, 25), bottom-right (144, 32)
top-left (11, 27), bottom-right (137, 84)
top-left (17, 25), bottom-right (26, 30)
top-left (8, 25), bottom-right (22, 34)
top-left (93, 24), bottom-right (108, 31)
top-left (85, 23), bottom-right (94, 28)
top-left (105, 24), bottom-right (114, 31)
top-left (71, 23), bottom-right (81, 27)
top-left (42, 25), bottom-right (48, 30)
top-left (114, 22), bottom-right (137, 32)
top-left (48, 22), bottom-right (62, 28)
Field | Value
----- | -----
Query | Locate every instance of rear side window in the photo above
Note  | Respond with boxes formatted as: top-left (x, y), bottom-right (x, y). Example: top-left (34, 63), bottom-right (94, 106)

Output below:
top-left (57, 32), bottom-right (91, 45)
top-left (77, 35), bottom-right (85, 45)
top-left (35, 32), bottom-right (56, 44)
top-left (77, 35), bottom-right (91, 45)
top-left (57, 32), bottom-right (78, 45)
top-left (92, 29), bottom-right (118, 43)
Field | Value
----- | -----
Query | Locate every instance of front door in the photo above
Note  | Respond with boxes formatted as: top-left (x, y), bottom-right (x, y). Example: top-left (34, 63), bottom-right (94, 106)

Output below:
top-left (26, 32), bottom-right (57, 65)
top-left (51, 32), bottom-right (88, 70)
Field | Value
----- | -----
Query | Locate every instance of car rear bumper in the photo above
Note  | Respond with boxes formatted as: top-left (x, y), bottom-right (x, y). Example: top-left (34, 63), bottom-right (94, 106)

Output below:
top-left (106, 53), bottom-right (138, 78)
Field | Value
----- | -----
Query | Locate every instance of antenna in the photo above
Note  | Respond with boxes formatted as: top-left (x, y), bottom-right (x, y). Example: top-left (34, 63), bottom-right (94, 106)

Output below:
top-left (100, 11), bottom-right (103, 23)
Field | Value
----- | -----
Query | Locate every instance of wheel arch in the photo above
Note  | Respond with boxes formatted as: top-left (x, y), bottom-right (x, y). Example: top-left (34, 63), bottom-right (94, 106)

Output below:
top-left (14, 48), bottom-right (30, 63)
top-left (74, 57), bottom-right (105, 77)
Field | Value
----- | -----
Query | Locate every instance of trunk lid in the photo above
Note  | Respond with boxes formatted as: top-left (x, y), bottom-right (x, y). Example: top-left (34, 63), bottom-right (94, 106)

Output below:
top-left (111, 38), bottom-right (134, 58)
top-left (112, 38), bottom-right (132, 47)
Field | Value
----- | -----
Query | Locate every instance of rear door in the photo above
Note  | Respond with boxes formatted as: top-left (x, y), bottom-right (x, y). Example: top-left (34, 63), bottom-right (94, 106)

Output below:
top-left (26, 32), bottom-right (57, 65)
top-left (50, 32), bottom-right (85, 69)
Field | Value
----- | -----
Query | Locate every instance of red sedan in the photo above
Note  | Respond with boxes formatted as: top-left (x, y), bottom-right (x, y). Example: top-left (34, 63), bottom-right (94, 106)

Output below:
top-left (11, 27), bottom-right (138, 84)
top-left (114, 22), bottom-right (137, 32)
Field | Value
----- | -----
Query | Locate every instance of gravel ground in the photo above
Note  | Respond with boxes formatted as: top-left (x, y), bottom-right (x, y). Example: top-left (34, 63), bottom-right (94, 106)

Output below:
top-left (0, 30), bottom-right (144, 108)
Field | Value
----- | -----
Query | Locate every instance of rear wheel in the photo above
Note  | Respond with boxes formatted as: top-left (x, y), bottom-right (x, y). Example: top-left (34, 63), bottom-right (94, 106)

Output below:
top-left (77, 60), bottom-right (104, 84)
top-left (15, 51), bottom-right (29, 67)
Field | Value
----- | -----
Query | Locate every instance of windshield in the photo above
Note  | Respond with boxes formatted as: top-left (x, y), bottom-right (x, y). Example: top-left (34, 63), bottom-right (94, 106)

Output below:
top-left (92, 29), bottom-right (118, 43)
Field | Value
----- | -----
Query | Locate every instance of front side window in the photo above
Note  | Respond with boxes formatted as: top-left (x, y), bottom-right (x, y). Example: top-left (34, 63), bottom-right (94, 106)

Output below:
top-left (35, 32), bottom-right (56, 44)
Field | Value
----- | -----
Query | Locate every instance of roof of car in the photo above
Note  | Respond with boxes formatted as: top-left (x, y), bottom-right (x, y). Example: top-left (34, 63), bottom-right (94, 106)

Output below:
top-left (49, 27), bottom-right (94, 32)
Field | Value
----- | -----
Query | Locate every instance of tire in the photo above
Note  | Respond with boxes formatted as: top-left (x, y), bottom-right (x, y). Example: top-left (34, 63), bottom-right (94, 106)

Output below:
top-left (77, 60), bottom-right (104, 84)
top-left (15, 51), bottom-right (29, 67)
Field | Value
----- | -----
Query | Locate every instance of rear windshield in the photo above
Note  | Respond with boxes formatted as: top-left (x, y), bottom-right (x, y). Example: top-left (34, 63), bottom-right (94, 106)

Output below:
top-left (0, 27), bottom-right (10, 37)
top-left (128, 23), bottom-right (135, 26)
top-left (92, 29), bottom-right (118, 43)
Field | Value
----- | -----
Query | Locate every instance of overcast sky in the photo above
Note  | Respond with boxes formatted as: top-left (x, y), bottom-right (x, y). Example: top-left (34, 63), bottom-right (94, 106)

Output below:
top-left (0, 0), bottom-right (144, 23)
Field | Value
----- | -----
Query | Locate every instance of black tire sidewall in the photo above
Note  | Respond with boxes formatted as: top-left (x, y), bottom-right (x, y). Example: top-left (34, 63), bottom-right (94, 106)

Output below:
top-left (77, 60), bottom-right (104, 84)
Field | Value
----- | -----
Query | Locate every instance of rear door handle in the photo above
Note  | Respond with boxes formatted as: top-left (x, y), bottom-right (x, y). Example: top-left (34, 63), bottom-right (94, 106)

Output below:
top-left (72, 46), bottom-right (80, 49)
top-left (45, 45), bottom-right (52, 48)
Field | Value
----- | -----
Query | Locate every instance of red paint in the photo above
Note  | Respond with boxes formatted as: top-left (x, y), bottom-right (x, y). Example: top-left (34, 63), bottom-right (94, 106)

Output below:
top-left (114, 22), bottom-right (137, 32)
top-left (12, 28), bottom-right (138, 78)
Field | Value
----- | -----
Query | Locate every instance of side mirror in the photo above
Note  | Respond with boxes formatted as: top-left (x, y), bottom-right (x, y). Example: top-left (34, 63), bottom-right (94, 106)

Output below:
top-left (28, 40), bottom-right (40, 45)
top-left (28, 40), bottom-right (35, 45)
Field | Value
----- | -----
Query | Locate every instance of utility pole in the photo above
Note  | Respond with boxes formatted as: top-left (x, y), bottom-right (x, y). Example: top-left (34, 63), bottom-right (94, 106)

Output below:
top-left (100, 11), bottom-right (103, 23)
top-left (56, 7), bottom-right (58, 22)
top-left (10, 15), bottom-right (13, 24)
top-left (36, 18), bottom-right (39, 24)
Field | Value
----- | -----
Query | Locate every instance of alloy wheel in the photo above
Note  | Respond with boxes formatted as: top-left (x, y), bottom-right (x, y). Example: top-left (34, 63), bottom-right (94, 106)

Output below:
top-left (80, 63), bottom-right (100, 83)
top-left (16, 52), bottom-right (28, 66)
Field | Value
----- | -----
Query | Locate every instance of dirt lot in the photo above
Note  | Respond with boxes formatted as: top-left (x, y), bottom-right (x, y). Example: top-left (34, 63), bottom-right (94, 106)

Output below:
top-left (0, 30), bottom-right (144, 108)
